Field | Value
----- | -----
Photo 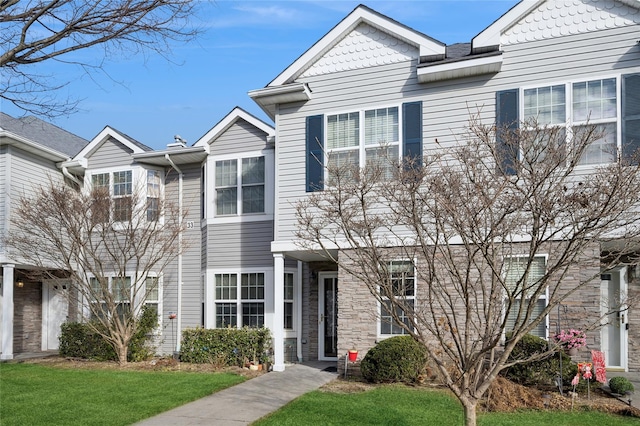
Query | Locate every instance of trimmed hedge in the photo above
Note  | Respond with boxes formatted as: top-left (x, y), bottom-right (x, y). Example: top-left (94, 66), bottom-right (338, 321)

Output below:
top-left (360, 336), bottom-right (428, 384)
top-left (59, 305), bottom-right (158, 361)
top-left (609, 377), bottom-right (635, 394)
top-left (180, 327), bottom-right (271, 366)
top-left (501, 333), bottom-right (575, 388)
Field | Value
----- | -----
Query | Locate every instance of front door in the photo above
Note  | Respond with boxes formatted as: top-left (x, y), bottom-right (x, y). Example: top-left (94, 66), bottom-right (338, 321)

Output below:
top-left (601, 268), bottom-right (628, 370)
top-left (318, 273), bottom-right (338, 360)
top-left (42, 281), bottom-right (69, 351)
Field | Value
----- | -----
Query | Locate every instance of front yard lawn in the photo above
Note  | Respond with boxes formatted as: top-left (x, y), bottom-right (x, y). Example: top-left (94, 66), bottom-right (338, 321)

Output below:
top-left (254, 386), bottom-right (640, 426)
top-left (0, 362), bottom-right (245, 426)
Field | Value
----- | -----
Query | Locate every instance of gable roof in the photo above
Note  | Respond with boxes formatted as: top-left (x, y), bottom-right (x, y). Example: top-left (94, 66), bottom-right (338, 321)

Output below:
top-left (267, 4), bottom-right (445, 87)
top-left (73, 125), bottom-right (152, 163)
top-left (0, 112), bottom-right (88, 158)
top-left (473, 0), bottom-right (640, 52)
top-left (193, 106), bottom-right (274, 147)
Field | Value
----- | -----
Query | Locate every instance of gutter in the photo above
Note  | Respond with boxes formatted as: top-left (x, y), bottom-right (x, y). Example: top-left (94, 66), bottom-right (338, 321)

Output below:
top-left (165, 153), bottom-right (184, 355)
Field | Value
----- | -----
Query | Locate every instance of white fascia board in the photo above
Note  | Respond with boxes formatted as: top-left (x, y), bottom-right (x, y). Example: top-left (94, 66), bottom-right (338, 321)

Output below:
top-left (193, 106), bottom-right (275, 148)
top-left (268, 5), bottom-right (445, 87)
top-left (73, 126), bottom-right (146, 162)
top-left (248, 83), bottom-right (310, 121)
top-left (472, 0), bottom-right (545, 50)
top-left (417, 54), bottom-right (503, 83)
top-left (0, 131), bottom-right (69, 162)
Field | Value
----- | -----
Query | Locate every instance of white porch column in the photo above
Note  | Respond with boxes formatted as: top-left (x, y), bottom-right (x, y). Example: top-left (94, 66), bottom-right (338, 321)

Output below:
top-left (272, 253), bottom-right (285, 371)
top-left (1, 264), bottom-right (15, 360)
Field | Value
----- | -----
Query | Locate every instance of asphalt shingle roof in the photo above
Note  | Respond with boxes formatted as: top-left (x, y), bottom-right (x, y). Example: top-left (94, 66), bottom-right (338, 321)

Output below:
top-left (0, 112), bottom-right (89, 157)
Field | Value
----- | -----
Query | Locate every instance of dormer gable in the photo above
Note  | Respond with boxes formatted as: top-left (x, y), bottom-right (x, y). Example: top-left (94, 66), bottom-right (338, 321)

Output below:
top-left (72, 126), bottom-right (152, 170)
top-left (268, 5), bottom-right (444, 87)
top-left (194, 107), bottom-right (274, 148)
top-left (473, 0), bottom-right (640, 52)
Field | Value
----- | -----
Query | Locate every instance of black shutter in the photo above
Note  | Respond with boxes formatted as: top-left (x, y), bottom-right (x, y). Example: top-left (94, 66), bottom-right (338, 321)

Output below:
top-left (306, 115), bottom-right (324, 192)
top-left (403, 101), bottom-right (423, 168)
top-left (496, 89), bottom-right (519, 175)
top-left (622, 73), bottom-right (640, 165)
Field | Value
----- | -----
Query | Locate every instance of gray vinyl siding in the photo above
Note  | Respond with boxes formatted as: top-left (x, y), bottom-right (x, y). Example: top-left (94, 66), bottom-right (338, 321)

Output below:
top-left (10, 147), bottom-right (64, 215)
top-left (209, 119), bottom-right (270, 156)
top-left (273, 24), bottom-right (640, 242)
top-left (0, 145), bottom-right (7, 239)
top-left (87, 137), bottom-right (135, 169)
top-left (206, 221), bottom-right (274, 269)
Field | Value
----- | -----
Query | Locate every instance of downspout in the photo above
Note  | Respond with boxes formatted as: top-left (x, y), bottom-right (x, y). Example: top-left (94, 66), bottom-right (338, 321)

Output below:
top-left (297, 260), bottom-right (303, 362)
top-left (165, 154), bottom-right (183, 354)
top-left (62, 166), bottom-right (82, 187)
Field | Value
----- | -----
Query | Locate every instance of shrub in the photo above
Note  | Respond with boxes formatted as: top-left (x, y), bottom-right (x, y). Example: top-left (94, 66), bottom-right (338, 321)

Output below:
top-left (59, 306), bottom-right (158, 362)
top-left (501, 333), bottom-right (575, 388)
top-left (180, 327), bottom-right (271, 366)
top-left (609, 377), bottom-right (635, 395)
top-left (59, 322), bottom-right (114, 360)
top-left (360, 336), bottom-right (428, 384)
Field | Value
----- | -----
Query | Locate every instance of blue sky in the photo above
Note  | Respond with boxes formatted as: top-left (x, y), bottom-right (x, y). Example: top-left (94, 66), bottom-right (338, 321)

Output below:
top-left (4, 1), bottom-right (518, 150)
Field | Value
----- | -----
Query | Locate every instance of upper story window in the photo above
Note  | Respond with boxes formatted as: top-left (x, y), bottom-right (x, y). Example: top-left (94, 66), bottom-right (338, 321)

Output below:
top-left (522, 77), bottom-right (617, 166)
top-left (326, 106), bottom-right (400, 182)
top-left (215, 156), bottom-right (265, 216)
top-left (379, 260), bottom-right (415, 336)
top-left (146, 170), bottom-right (161, 222)
top-left (89, 168), bottom-right (162, 223)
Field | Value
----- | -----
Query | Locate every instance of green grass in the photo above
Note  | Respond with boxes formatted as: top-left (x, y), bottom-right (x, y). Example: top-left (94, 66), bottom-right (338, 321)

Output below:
top-left (254, 386), bottom-right (640, 426)
top-left (0, 363), bottom-right (245, 426)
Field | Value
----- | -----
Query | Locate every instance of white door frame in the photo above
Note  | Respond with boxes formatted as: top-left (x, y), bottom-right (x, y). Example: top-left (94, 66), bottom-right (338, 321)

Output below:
top-left (600, 267), bottom-right (629, 371)
top-left (318, 272), bottom-right (338, 361)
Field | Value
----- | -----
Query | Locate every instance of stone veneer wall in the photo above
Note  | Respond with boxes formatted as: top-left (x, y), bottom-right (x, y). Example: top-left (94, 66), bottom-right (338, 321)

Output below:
top-left (13, 279), bottom-right (42, 353)
top-left (334, 241), bottom-right (636, 376)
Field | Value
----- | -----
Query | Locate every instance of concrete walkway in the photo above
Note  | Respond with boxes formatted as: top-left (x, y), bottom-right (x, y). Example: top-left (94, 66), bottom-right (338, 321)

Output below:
top-left (135, 362), bottom-right (337, 426)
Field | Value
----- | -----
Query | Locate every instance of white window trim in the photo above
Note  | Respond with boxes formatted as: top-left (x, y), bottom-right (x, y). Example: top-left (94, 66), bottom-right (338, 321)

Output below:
top-left (324, 103), bottom-right (404, 183)
top-left (283, 268), bottom-right (297, 335)
top-left (377, 259), bottom-right (417, 339)
top-left (519, 73), bottom-right (622, 168)
top-left (209, 268), bottom-right (271, 329)
top-left (206, 149), bottom-right (275, 224)
top-left (85, 166), bottom-right (165, 224)
top-left (502, 254), bottom-right (549, 340)
top-left (84, 273), bottom-right (163, 332)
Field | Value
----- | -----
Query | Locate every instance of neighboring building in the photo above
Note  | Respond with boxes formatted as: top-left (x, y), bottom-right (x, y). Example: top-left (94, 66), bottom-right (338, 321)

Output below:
top-left (249, 0), bottom-right (640, 372)
top-left (0, 112), bottom-right (89, 359)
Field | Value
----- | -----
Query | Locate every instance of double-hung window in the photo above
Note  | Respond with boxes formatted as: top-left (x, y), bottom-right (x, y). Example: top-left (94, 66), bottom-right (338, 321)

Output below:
top-left (522, 77), bottom-right (618, 166)
top-left (214, 272), bottom-right (265, 328)
top-left (147, 170), bottom-right (161, 221)
top-left (327, 106), bottom-right (400, 182)
top-left (113, 171), bottom-right (133, 222)
top-left (380, 260), bottom-right (415, 336)
top-left (504, 256), bottom-right (547, 338)
top-left (215, 157), bottom-right (265, 216)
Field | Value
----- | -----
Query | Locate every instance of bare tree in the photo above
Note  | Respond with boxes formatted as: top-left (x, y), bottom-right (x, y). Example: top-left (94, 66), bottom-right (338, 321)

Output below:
top-left (296, 116), bottom-right (640, 426)
top-left (6, 180), bottom-right (186, 364)
top-left (1, 0), bottom-right (199, 117)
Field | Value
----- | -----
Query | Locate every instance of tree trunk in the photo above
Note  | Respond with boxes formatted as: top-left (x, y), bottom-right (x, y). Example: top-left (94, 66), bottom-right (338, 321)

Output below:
top-left (462, 399), bottom-right (477, 426)
top-left (116, 343), bottom-right (128, 365)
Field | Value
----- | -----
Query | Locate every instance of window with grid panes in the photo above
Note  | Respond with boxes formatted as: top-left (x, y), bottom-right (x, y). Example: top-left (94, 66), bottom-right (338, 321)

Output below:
top-left (241, 273), bottom-right (264, 327)
top-left (522, 78), bottom-right (618, 166)
top-left (147, 170), bottom-right (161, 221)
top-left (215, 273), bottom-right (237, 328)
top-left (284, 273), bottom-right (294, 330)
top-left (380, 260), bottom-right (415, 336)
top-left (504, 256), bottom-right (547, 338)
top-left (113, 171), bottom-right (132, 221)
